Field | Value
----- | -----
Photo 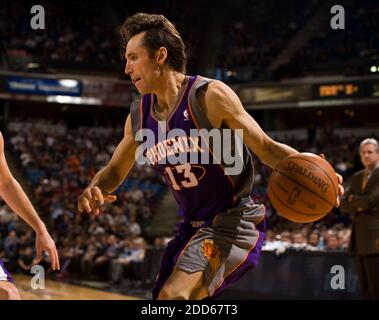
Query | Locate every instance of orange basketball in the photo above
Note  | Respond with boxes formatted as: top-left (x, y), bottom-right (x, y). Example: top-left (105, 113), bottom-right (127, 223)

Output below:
top-left (268, 152), bottom-right (339, 223)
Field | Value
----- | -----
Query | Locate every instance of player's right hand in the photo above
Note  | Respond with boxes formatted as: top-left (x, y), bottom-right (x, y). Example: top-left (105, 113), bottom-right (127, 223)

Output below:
top-left (77, 186), bottom-right (117, 215)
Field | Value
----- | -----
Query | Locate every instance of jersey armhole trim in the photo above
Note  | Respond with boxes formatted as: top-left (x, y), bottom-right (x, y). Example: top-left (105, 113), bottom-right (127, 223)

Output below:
top-left (187, 79), bottom-right (236, 198)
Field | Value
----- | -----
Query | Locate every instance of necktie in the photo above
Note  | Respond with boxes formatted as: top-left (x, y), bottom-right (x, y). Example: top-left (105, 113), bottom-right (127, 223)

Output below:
top-left (361, 171), bottom-right (368, 192)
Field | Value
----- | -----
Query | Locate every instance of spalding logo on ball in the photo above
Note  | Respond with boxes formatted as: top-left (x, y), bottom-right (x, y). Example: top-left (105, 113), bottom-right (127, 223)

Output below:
top-left (268, 153), bottom-right (339, 223)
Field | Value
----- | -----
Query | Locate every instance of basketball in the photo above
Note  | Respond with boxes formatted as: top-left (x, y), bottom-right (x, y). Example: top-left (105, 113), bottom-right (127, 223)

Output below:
top-left (268, 153), bottom-right (339, 223)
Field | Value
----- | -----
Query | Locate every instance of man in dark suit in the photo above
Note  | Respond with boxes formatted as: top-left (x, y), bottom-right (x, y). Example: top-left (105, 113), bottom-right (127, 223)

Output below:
top-left (340, 138), bottom-right (379, 299)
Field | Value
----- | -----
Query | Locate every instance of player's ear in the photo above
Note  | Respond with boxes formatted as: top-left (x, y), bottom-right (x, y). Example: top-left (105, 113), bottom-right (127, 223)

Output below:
top-left (156, 47), bottom-right (168, 67)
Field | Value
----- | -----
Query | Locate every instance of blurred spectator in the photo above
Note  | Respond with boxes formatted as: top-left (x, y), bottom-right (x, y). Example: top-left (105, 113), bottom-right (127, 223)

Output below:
top-left (325, 231), bottom-right (343, 252)
top-left (308, 230), bottom-right (320, 249)
top-left (127, 215), bottom-right (141, 237)
top-left (92, 235), bottom-right (120, 279)
top-left (4, 231), bottom-right (20, 271)
top-left (109, 237), bottom-right (146, 285)
top-left (17, 246), bottom-right (34, 274)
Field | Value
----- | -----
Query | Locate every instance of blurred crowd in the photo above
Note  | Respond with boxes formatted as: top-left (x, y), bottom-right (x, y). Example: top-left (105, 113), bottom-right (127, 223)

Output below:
top-left (0, 120), bottom-right (377, 284)
top-left (216, 0), bottom-right (321, 81)
top-left (262, 225), bottom-right (351, 255)
top-left (214, 0), bottom-right (379, 80)
top-left (0, 1), bottom-right (120, 68)
top-left (1, 121), bottom-right (166, 282)
top-left (281, 0), bottom-right (379, 78)
top-left (2, 0), bottom-right (378, 79)
top-left (0, 0), bottom-right (209, 74)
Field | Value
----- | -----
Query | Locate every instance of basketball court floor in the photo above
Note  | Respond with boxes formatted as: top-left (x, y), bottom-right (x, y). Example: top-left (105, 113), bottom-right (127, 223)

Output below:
top-left (13, 274), bottom-right (141, 300)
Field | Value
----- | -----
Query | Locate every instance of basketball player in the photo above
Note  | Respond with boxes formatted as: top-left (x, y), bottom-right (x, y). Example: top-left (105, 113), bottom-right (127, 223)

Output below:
top-left (0, 132), bottom-right (60, 299)
top-left (77, 13), bottom-right (344, 300)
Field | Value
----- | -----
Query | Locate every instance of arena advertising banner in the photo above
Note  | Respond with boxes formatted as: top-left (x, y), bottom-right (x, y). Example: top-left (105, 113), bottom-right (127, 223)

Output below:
top-left (0, 73), bottom-right (136, 107)
top-left (1, 73), bottom-right (378, 108)
top-left (236, 85), bottom-right (311, 104)
top-left (5, 76), bottom-right (82, 96)
top-left (81, 78), bottom-right (136, 107)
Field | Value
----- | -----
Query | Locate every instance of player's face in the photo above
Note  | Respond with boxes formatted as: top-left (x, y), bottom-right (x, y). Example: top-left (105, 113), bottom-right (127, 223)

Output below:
top-left (359, 143), bottom-right (379, 169)
top-left (124, 32), bottom-right (159, 94)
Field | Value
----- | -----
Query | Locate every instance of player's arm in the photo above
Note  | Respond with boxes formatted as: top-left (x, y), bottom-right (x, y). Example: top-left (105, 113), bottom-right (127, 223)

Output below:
top-left (0, 132), bottom-right (59, 269)
top-left (202, 81), bottom-right (344, 204)
top-left (202, 81), bottom-right (298, 169)
top-left (78, 114), bottom-right (137, 214)
top-left (0, 132), bottom-right (47, 233)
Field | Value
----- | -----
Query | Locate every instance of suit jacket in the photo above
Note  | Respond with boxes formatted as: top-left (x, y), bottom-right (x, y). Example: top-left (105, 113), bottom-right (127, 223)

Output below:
top-left (340, 166), bottom-right (379, 255)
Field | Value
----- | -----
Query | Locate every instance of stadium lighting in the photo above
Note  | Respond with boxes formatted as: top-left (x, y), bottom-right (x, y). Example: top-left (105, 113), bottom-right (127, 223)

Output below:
top-left (26, 62), bottom-right (40, 68)
top-left (370, 66), bottom-right (377, 73)
top-left (47, 95), bottom-right (102, 105)
top-left (54, 95), bottom-right (73, 104)
top-left (58, 79), bottom-right (79, 88)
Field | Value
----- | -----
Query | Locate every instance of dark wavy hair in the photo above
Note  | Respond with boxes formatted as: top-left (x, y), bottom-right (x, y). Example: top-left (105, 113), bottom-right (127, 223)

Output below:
top-left (120, 13), bottom-right (187, 73)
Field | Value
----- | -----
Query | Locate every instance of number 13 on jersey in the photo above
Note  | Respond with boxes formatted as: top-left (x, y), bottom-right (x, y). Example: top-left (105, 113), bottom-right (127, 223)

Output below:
top-left (165, 164), bottom-right (199, 191)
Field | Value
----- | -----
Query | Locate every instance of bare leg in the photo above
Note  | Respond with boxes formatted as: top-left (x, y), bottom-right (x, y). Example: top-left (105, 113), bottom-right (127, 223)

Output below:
top-left (0, 281), bottom-right (21, 300)
top-left (158, 268), bottom-right (209, 300)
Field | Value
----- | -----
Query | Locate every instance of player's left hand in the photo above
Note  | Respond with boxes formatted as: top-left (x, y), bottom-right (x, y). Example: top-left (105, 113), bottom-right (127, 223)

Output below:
top-left (35, 229), bottom-right (60, 271)
top-left (319, 153), bottom-right (344, 207)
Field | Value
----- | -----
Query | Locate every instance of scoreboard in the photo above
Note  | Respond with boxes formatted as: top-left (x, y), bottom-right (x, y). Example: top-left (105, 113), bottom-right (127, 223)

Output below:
top-left (236, 77), bottom-right (379, 107)
top-left (317, 83), bottom-right (360, 98)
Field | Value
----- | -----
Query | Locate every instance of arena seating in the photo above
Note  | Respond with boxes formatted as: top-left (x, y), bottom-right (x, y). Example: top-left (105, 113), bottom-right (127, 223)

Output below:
top-left (2, 121), bottom-right (375, 284)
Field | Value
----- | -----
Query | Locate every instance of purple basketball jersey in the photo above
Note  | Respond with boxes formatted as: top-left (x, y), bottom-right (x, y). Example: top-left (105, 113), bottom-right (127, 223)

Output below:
top-left (0, 259), bottom-right (14, 283)
top-left (130, 75), bottom-right (255, 222)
